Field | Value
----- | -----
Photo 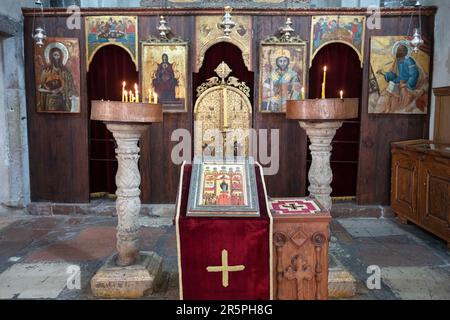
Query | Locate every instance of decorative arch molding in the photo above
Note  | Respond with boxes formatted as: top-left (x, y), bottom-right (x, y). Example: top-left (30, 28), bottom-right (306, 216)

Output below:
top-left (195, 15), bottom-right (253, 72)
top-left (197, 37), bottom-right (251, 72)
top-left (87, 42), bottom-right (138, 72)
top-left (310, 40), bottom-right (364, 68)
top-left (85, 16), bottom-right (139, 72)
top-left (309, 15), bottom-right (366, 68)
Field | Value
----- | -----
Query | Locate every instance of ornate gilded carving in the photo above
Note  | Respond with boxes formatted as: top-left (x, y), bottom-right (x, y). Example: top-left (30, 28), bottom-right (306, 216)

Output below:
top-left (194, 62), bottom-right (252, 157)
top-left (195, 15), bottom-right (252, 72)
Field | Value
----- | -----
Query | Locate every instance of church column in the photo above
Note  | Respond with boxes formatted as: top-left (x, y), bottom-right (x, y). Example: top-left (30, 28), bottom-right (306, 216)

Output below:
top-left (108, 123), bottom-right (146, 266)
top-left (300, 121), bottom-right (343, 211)
top-left (91, 121), bottom-right (162, 298)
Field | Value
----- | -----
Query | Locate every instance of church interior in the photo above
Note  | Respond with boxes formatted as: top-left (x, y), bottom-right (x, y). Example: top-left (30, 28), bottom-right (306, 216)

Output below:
top-left (0, 0), bottom-right (449, 301)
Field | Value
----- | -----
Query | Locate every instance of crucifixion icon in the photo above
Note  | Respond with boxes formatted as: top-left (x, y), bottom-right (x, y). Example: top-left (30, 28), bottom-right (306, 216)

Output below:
top-left (206, 249), bottom-right (245, 288)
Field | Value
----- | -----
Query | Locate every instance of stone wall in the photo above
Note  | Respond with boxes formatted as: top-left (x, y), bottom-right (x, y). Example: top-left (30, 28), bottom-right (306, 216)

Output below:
top-left (0, 0), bottom-right (35, 208)
top-left (422, 0), bottom-right (450, 138)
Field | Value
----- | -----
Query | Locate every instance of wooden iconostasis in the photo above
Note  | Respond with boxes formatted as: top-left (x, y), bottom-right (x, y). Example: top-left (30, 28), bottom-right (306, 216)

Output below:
top-left (23, 7), bottom-right (436, 205)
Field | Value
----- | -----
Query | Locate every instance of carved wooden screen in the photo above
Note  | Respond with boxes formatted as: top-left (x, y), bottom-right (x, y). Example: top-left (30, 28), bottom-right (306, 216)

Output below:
top-left (194, 62), bottom-right (252, 157)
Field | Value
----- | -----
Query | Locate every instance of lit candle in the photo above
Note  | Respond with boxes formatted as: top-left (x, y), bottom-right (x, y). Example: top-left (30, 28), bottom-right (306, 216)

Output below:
top-left (223, 87), bottom-right (228, 128)
top-left (134, 83), bottom-right (139, 103)
top-left (340, 90), bottom-right (344, 100)
top-left (124, 90), bottom-right (128, 102)
top-left (129, 90), bottom-right (134, 103)
top-left (148, 89), bottom-right (152, 104)
top-left (322, 66), bottom-right (327, 99)
top-left (122, 81), bottom-right (126, 102)
top-left (153, 92), bottom-right (158, 104)
top-left (301, 87), bottom-right (305, 101)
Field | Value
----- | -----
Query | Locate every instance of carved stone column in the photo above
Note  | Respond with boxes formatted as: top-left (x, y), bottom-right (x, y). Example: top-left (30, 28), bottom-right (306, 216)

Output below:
top-left (299, 121), bottom-right (343, 211)
top-left (108, 123), bottom-right (147, 266)
top-left (90, 123), bottom-right (162, 298)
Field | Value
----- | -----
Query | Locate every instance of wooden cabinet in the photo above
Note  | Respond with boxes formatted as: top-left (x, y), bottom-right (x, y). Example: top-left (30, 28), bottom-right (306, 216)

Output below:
top-left (391, 140), bottom-right (450, 248)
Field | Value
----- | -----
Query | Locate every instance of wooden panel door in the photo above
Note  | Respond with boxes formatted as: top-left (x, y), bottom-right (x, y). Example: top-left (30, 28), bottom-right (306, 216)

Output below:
top-left (391, 150), bottom-right (419, 222)
top-left (418, 155), bottom-right (450, 241)
top-left (433, 87), bottom-right (450, 144)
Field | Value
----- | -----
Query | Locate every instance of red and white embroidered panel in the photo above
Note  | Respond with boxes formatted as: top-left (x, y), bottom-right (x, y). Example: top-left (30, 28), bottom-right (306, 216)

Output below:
top-left (270, 198), bottom-right (321, 215)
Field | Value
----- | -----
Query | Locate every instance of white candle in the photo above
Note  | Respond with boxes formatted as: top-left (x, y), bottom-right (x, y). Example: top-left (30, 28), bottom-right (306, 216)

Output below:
top-left (134, 83), bottom-right (139, 103)
top-left (129, 90), bottom-right (134, 103)
top-left (340, 90), bottom-right (344, 100)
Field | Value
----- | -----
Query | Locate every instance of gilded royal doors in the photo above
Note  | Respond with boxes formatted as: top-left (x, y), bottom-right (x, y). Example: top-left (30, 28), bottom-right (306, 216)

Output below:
top-left (194, 62), bottom-right (252, 157)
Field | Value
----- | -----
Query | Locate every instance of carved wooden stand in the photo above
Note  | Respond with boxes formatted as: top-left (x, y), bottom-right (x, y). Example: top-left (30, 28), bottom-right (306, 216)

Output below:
top-left (287, 98), bottom-right (359, 211)
top-left (90, 101), bottom-right (163, 298)
top-left (272, 198), bottom-right (331, 300)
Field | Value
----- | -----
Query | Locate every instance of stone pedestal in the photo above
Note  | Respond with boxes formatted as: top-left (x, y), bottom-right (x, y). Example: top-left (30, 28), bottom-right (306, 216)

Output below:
top-left (286, 98), bottom-right (359, 211)
top-left (91, 252), bottom-right (163, 298)
top-left (300, 121), bottom-right (343, 211)
top-left (90, 101), bottom-right (163, 298)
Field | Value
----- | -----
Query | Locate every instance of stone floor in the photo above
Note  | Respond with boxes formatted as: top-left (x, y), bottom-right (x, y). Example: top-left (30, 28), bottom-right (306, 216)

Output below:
top-left (0, 202), bottom-right (449, 300)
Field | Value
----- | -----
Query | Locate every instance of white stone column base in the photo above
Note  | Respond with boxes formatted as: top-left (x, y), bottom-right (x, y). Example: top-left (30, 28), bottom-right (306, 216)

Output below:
top-left (91, 251), bottom-right (163, 298)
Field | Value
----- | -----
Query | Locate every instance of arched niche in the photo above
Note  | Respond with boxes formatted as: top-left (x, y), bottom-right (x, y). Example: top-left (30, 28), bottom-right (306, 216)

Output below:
top-left (310, 40), bottom-right (364, 68)
top-left (87, 42), bottom-right (138, 72)
top-left (87, 45), bottom-right (139, 196)
top-left (309, 42), bottom-right (362, 99)
top-left (308, 42), bottom-right (363, 198)
top-left (193, 41), bottom-right (254, 107)
top-left (196, 36), bottom-right (251, 72)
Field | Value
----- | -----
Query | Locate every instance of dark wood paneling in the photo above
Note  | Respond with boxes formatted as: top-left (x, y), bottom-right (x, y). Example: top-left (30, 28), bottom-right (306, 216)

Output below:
top-left (254, 15), bottom-right (310, 198)
top-left (139, 15), bottom-right (194, 203)
top-left (357, 15), bottom-right (434, 205)
top-left (24, 17), bottom-right (89, 203)
top-left (23, 9), bottom-right (434, 205)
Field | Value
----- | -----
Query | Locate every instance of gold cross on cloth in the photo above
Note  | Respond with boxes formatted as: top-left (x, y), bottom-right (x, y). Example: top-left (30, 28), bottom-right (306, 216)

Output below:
top-left (206, 249), bottom-right (245, 288)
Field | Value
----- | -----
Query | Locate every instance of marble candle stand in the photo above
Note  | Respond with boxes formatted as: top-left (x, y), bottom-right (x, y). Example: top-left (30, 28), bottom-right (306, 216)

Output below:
top-left (90, 100), bottom-right (163, 298)
top-left (287, 98), bottom-right (359, 211)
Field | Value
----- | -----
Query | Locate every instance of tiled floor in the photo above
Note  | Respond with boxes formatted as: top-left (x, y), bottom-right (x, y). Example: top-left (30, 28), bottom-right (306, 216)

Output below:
top-left (0, 204), bottom-right (449, 300)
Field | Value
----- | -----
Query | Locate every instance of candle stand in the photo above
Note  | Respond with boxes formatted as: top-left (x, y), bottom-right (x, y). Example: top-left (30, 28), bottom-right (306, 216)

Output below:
top-left (90, 100), bottom-right (163, 298)
top-left (287, 98), bottom-right (359, 211)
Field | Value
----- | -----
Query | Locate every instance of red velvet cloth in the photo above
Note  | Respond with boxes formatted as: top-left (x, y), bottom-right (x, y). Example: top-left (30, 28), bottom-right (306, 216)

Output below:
top-left (177, 164), bottom-right (270, 300)
top-left (308, 43), bottom-right (362, 197)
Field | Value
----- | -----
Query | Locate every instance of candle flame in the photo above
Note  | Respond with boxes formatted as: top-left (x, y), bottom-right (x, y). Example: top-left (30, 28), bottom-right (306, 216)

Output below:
top-left (324, 66), bottom-right (327, 72)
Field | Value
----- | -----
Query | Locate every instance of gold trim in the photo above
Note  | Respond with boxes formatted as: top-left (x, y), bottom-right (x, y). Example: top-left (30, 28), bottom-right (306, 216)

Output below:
top-left (258, 41), bottom-right (308, 114)
top-left (309, 15), bottom-right (366, 68)
top-left (175, 161), bottom-right (274, 300)
top-left (194, 85), bottom-right (252, 114)
top-left (141, 41), bottom-right (189, 113)
top-left (195, 15), bottom-right (253, 72)
top-left (85, 16), bottom-right (139, 72)
top-left (23, 7), bottom-right (438, 18)
top-left (197, 36), bottom-right (251, 72)
top-left (175, 161), bottom-right (186, 300)
top-left (206, 249), bottom-right (246, 288)
top-left (256, 162), bottom-right (274, 300)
